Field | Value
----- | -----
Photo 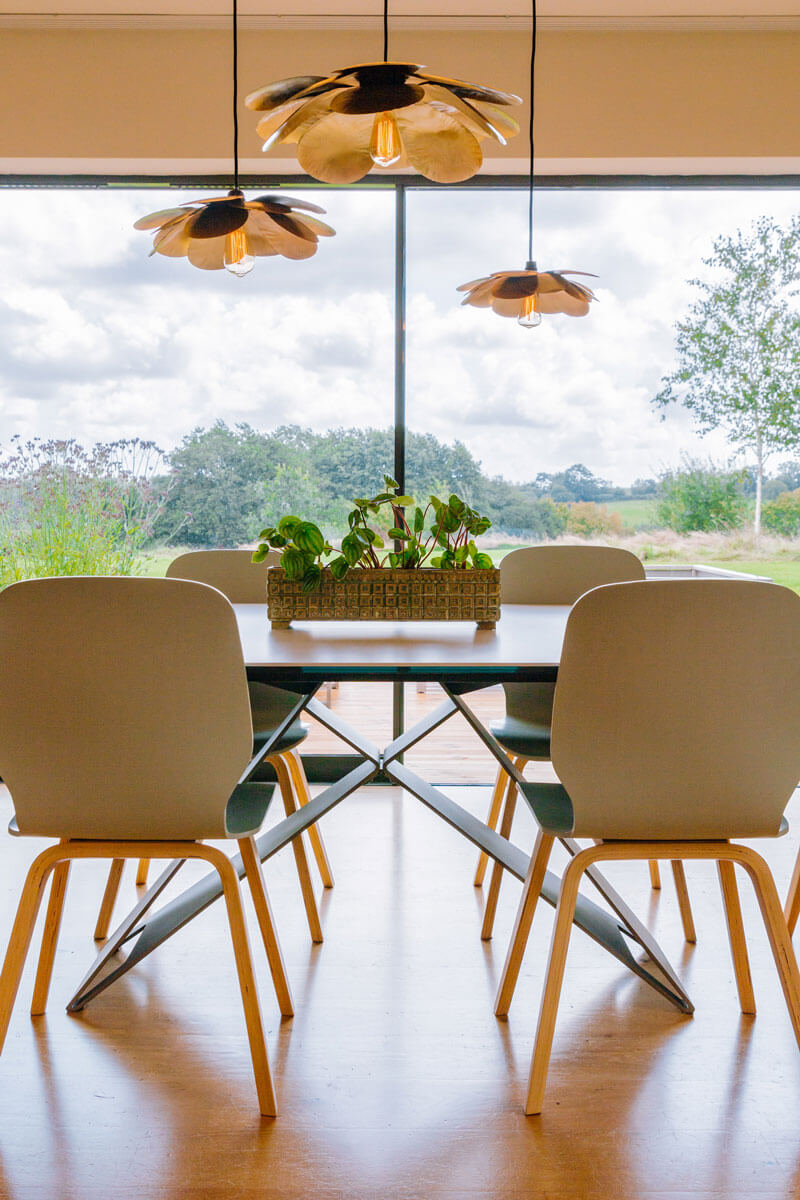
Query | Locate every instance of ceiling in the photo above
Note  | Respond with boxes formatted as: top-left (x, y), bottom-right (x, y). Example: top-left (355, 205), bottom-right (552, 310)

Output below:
top-left (2, 0), bottom-right (799, 22)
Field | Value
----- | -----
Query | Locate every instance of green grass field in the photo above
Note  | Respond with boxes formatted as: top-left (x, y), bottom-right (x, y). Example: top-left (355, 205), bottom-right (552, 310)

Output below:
top-left (138, 544), bottom-right (800, 594)
top-left (708, 561), bottom-right (800, 590)
top-left (603, 498), bottom-right (658, 529)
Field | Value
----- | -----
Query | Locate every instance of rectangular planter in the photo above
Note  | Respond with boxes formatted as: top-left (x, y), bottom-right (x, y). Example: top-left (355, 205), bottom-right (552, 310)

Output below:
top-left (267, 566), bottom-right (501, 630)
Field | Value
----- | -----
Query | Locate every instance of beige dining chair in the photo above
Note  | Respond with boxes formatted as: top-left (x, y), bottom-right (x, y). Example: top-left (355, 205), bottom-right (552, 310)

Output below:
top-left (95, 548), bottom-right (333, 947)
top-left (476, 545), bottom-right (696, 944)
top-left (0, 576), bottom-right (294, 1116)
top-left (494, 579), bottom-right (800, 1115)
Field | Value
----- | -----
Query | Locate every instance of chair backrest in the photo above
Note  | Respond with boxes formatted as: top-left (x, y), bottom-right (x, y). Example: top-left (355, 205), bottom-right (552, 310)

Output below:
top-left (500, 544), bottom-right (645, 605)
top-left (0, 577), bottom-right (253, 840)
top-left (166, 549), bottom-right (280, 603)
top-left (551, 579), bottom-right (800, 839)
top-left (500, 546), bottom-right (645, 724)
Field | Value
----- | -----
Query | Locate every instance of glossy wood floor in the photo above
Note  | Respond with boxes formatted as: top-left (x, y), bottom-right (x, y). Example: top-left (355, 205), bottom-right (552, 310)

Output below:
top-left (2, 771), bottom-right (800, 1199)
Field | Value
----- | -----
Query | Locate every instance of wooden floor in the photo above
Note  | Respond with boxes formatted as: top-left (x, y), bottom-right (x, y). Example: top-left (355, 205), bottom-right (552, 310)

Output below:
top-left (2, 772), bottom-right (800, 1199)
top-left (305, 682), bottom-right (509, 783)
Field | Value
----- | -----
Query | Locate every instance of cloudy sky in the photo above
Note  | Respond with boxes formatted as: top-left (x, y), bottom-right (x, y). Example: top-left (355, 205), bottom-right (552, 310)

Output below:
top-left (0, 182), bottom-right (797, 486)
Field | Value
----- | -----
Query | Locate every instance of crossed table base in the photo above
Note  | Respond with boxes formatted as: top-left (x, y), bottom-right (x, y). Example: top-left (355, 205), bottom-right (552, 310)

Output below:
top-left (66, 669), bottom-right (693, 1017)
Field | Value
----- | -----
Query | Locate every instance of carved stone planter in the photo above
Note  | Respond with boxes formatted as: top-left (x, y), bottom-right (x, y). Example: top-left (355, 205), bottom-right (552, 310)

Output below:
top-left (267, 567), bottom-right (501, 630)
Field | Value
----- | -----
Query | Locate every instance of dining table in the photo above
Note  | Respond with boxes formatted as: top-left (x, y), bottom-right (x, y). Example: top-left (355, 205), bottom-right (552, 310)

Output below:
top-left (66, 604), bottom-right (693, 1016)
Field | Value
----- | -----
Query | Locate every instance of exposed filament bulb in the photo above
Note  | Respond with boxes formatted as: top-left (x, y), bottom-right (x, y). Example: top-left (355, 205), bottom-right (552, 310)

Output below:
top-left (518, 292), bottom-right (542, 329)
top-left (369, 112), bottom-right (403, 167)
top-left (224, 228), bottom-right (255, 277)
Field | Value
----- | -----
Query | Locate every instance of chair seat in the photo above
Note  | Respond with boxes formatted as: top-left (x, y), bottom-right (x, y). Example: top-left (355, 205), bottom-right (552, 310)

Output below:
top-left (248, 681), bottom-right (309, 754)
top-left (519, 782), bottom-right (791, 842)
top-left (224, 782), bottom-right (276, 838)
top-left (252, 720), bottom-right (308, 755)
top-left (490, 716), bottom-right (551, 760)
top-left (519, 781), bottom-right (575, 835)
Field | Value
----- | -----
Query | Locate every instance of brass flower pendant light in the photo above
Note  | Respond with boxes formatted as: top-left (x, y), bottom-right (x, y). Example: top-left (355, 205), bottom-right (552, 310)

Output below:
top-left (457, 0), bottom-right (596, 327)
top-left (134, 0), bottom-right (335, 275)
top-left (245, 0), bottom-right (521, 185)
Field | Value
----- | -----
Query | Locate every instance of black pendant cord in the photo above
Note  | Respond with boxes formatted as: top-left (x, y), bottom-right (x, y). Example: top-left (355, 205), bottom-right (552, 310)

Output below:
top-left (526, 0), bottom-right (536, 268)
top-left (383, 0), bottom-right (389, 62)
top-left (232, 0), bottom-right (240, 190)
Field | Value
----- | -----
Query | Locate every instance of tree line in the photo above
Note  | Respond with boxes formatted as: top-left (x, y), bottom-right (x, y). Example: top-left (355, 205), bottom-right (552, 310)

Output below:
top-left (149, 422), bottom-right (656, 546)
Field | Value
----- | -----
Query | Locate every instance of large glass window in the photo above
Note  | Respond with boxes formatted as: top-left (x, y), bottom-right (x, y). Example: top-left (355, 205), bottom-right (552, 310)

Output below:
top-left (405, 185), bottom-right (800, 501)
top-left (0, 184), bottom-right (396, 546)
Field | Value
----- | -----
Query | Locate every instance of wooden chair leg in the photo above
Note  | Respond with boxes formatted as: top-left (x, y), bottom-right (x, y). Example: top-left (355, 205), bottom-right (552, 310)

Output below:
top-left (671, 860), bottom-right (697, 944)
top-left (94, 859), bottom-right (124, 941)
top-left (648, 860), bottom-right (662, 889)
top-left (481, 768), bottom-right (520, 941)
top-left (238, 836), bottom-right (294, 1018)
top-left (717, 859), bottom-right (755, 1015)
top-left (495, 831), bottom-right (555, 1017)
top-left (31, 858), bottom-right (71, 1015)
top-left (285, 749), bottom-right (334, 889)
top-left (136, 859), bottom-right (150, 887)
top-left (737, 846), bottom-right (800, 1051)
top-left (474, 765), bottom-right (508, 888)
top-left (784, 844), bottom-right (800, 936)
top-left (203, 845), bottom-right (277, 1117)
top-left (0, 845), bottom-right (62, 1053)
top-left (272, 755), bottom-right (323, 944)
top-left (525, 848), bottom-right (588, 1116)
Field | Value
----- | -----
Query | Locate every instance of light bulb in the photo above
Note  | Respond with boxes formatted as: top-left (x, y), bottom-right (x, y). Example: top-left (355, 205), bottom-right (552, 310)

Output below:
top-left (518, 292), bottom-right (542, 329)
top-left (224, 228), bottom-right (255, 277)
top-left (369, 112), bottom-right (403, 168)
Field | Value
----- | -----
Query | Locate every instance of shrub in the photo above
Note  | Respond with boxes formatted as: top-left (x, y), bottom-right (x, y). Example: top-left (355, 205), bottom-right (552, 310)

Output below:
top-left (762, 489), bottom-right (800, 537)
top-left (565, 502), bottom-right (624, 539)
top-left (0, 437), bottom-right (170, 586)
top-left (656, 461), bottom-right (746, 533)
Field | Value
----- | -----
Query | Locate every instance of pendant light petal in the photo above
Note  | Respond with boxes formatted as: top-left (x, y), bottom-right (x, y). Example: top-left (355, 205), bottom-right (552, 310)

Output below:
top-left (244, 75), bottom-right (328, 111)
top-left (423, 85), bottom-right (511, 144)
top-left (258, 92), bottom-right (342, 150)
top-left (492, 297), bottom-right (529, 319)
top-left (536, 292), bottom-right (591, 316)
top-left (475, 103), bottom-right (521, 139)
top-left (133, 206), bottom-right (193, 231)
top-left (414, 71), bottom-right (522, 107)
top-left (395, 107), bottom-right (482, 183)
top-left (150, 220), bottom-right (194, 258)
top-left (186, 236), bottom-right (228, 270)
top-left (296, 112), bottom-right (377, 184)
top-left (458, 278), bottom-right (498, 307)
top-left (244, 233), bottom-right (281, 258)
top-left (250, 194), bottom-right (328, 216)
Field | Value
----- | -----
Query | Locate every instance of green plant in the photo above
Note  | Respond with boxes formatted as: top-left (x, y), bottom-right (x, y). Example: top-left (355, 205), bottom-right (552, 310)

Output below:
top-left (656, 460), bottom-right (747, 534)
top-left (253, 477), bottom-right (494, 591)
top-left (0, 437), bottom-right (171, 586)
top-left (762, 489), bottom-right (800, 537)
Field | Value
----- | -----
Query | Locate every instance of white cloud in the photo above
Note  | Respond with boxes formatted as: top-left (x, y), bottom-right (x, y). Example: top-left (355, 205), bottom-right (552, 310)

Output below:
top-left (0, 184), bottom-right (797, 484)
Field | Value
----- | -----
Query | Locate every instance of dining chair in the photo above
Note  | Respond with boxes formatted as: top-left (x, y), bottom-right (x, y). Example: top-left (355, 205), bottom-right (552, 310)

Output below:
top-left (95, 549), bottom-right (334, 948)
top-left (493, 579), bottom-right (800, 1115)
top-left (476, 545), bottom-right (696, 945)
top-left (0, 576), bottom-right (294, 1116)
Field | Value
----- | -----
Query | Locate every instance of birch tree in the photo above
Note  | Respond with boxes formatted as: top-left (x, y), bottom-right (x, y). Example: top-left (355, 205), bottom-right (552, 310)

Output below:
top-left (652, 215), bottom-right (800, 535)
